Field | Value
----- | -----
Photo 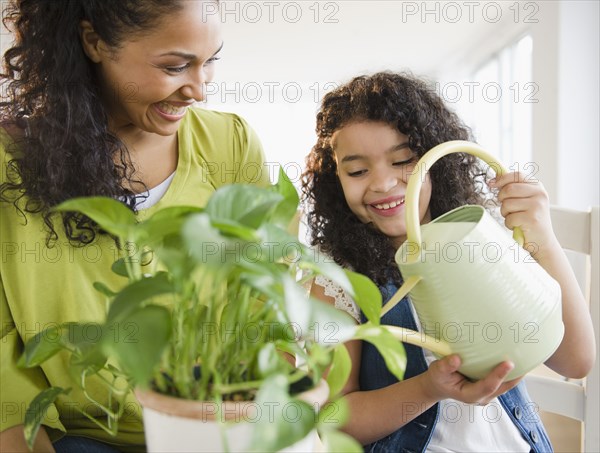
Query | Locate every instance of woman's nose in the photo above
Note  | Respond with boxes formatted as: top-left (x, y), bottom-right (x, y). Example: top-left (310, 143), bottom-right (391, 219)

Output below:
top-left (180, 69), bottom-right (208, 102)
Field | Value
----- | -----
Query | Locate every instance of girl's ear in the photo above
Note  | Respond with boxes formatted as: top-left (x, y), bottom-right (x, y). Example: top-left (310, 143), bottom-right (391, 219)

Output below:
top-left (79, 20), bottom-right (104, 63)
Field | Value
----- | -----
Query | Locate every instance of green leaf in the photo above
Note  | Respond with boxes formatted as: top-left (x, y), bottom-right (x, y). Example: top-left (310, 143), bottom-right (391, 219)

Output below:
top-left (63, 323), bottom-right (108, 377)
top-left (282, 275), bottom-right (312, 333)
top-left (137, 205), bottom-right (202, 247)
top-left (281, 276), bottom-right (357, 345)
top-left (317, 397), bottom-right (349, 430)
top-left (355, 325), bottom-right (406, 381)
top-left (345, 270), bottom-right (382, 325)
top-left (210, 219), bottom-right (258, 241)
top-left (248, 375), bottom-right (316, 452)
top-left (111, 258), bottom-right (129, 277)
top-left (102, 305), bottom-right (172, 386)
top-left (18, 325), bottom-right (65, 368)
top-left (68, 350), bottom-right (108, 384)
top-left (107, 272), bottom-right (174, 323)
top-left (52, 197), bottom-right (135, 238)
top-left (256, 343), bottom-right (283, 378)
top-left (181, 213), bottom-right (233, 268)
top-left (320, 428), bottom-right (363, 453)
top-left (257, 224), bottom-right (304, 263)
top-left (93, 281), bottom-right (117, 297)
top-left (205, 184), bottom-right (283, 229)
top-left (60, 322), bottom-right (100, 346)
top-left (274, 167), bottom-right (299, 205)
top-left (146, 205), bottom-right (202, 222)
top-left (326, 345), bottom-right (352, 399)
top-left (24, 387), bottom-right (70, 451)
top-left (316, 397), bottom-right (359, 453)
top-left (269, 167), bottom-right (300, 229)
top-left (153, 247), bottom-right (195, 282)
top-left (298, 251), bottom-right (355, 298)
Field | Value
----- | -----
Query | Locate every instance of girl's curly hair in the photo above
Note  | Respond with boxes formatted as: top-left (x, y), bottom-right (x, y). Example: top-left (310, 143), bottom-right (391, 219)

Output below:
top-left (0, 0), bottom-right (185, 245)
top-left (301, 72), bottom-right (490, 286)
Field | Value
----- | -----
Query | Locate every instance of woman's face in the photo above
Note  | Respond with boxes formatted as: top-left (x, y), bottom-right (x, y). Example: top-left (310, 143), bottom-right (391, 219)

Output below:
top-left (83, 1), bottom-right (222, 136)
top-left (332, 121), bottom-right (432, 248)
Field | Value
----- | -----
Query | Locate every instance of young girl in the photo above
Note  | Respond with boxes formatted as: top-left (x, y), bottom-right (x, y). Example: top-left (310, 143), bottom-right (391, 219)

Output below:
top-left (0, 1), bottom-right (268, 451)
top-left (301, 72), bottom-right (595, 452)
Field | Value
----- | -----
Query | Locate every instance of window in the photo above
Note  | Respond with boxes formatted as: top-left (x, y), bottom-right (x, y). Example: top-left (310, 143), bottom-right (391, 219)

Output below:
top-left (453, 35), bottom-right (534, 172)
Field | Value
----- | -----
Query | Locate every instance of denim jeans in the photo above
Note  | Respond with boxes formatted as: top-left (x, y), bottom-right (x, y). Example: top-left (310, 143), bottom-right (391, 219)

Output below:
top-left (53, 436), bottom-right (122, 453)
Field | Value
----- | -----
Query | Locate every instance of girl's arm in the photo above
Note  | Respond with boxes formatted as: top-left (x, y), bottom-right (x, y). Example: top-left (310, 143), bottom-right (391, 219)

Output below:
top-left (491, 172), bottom-right (596, 378)
top-left (312, 282), bottom-right (519, 445)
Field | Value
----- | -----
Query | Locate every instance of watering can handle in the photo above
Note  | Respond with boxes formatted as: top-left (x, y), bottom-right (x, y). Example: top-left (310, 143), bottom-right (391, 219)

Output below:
top-left (405, 141), bottom-right (525, 254)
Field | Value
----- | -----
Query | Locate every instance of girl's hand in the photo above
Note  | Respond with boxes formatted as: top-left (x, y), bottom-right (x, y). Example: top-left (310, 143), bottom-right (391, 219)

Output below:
top-left (489, 172), bottom-right (560, 259)
top-left (419, 354), bottom-right (522, 405)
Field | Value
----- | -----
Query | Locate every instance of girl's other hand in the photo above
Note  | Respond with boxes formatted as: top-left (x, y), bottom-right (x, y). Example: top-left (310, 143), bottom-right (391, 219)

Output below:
top-left (489, 172), bottom-right (559, 259)
top-left (419, 354), bottom-right (522, 405)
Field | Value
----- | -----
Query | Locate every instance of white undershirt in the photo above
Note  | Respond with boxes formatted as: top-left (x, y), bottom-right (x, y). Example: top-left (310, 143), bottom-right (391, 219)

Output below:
top-left (412, 302), bottom-right (530, 452)
top-left (131, 171), bottom-right (176, 210)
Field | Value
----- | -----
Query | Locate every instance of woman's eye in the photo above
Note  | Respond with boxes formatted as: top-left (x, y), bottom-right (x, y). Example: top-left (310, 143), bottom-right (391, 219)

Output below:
top-left (165, 64), bottom-right (190, 74)
top-left (205, 56), bottom-right (221, 65)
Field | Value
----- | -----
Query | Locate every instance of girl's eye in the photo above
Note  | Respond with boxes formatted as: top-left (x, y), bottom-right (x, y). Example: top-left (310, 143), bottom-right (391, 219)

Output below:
top-left (165, 64), bottom-right (190, 74)
top-left (347, 170), bottom-right (366, 177)
top-left (393, 157), bottom-right (416, 167)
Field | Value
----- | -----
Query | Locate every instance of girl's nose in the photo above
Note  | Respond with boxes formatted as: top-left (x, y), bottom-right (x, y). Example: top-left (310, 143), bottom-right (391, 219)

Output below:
top-left (369, 170), bottom-right (398, 193)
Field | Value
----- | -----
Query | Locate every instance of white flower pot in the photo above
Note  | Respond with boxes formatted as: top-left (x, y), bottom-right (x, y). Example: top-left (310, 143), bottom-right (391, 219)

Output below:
top-left (136, 380), bottom-right (329, 452)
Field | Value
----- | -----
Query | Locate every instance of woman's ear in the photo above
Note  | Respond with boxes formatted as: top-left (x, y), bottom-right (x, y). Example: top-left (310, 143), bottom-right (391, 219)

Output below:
top-left (79, 20), bottom-right (104, 63)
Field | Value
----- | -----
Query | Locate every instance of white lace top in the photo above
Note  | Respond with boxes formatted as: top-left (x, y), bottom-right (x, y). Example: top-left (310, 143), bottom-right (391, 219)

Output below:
top-left (314, 274), bottom-right (361, 323)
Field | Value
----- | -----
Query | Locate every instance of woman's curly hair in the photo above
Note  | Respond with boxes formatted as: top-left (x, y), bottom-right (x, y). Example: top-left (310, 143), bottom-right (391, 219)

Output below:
top-left (301, 72), bottom-right (491, 286)
top-left (0, 0), bottom-right (184, 245)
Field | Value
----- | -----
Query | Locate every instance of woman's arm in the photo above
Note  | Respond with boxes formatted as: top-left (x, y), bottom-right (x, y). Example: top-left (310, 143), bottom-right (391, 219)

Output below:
top-left (0, 425), bottom-right (55, 453)
top-left (492, 172), bottom-right (596, 378)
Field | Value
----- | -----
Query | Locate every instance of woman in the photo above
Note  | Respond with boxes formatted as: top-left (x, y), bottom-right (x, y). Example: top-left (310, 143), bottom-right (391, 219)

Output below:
top-left (0, 1), bottom-right (268, 451)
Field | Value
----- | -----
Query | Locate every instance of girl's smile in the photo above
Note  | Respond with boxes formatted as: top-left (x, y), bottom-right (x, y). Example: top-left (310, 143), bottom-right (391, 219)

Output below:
top-left (332, 121), bottom-right (432, 248)
top-left (368, 195), bottom-right (406, 217)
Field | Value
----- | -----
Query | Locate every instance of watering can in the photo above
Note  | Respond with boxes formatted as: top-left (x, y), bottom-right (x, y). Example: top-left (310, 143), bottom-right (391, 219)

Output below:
top-left (383, 141), bottom-right (563, 381)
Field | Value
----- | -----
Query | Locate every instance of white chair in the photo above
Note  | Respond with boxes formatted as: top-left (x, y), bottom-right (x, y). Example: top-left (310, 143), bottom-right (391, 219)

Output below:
top-left (524, 206), bottom-right (599, 452)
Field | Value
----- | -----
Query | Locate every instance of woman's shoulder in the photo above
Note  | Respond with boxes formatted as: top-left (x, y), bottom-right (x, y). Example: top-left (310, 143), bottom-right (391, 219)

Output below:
top-left (183, 107), bottom-right (251, 133)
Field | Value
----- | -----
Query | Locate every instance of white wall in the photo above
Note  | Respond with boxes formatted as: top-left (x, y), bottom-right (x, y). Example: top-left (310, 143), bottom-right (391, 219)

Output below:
top-left (208, 1), bottom-right (599, 211)
top-left (556, 1), bottom-right (599, 209)
top-left (206, 0), bottom-right (530, 184)
top-left (2, 1), bottom-right (598, 209)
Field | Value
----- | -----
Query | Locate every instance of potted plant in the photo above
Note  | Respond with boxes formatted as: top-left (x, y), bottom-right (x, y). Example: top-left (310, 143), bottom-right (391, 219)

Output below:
top-left (19, 169), bottom-right (407, 452)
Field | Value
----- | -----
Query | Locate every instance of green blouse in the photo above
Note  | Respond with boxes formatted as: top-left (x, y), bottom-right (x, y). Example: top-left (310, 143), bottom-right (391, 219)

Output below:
top-left (0, 109), bottom-right (269, 450)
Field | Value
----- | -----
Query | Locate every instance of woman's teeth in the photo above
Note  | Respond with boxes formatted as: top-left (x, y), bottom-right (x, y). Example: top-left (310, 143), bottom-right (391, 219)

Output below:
top-left (157, 102), bottom-right (187, 115)
top-left (373, 198), bottom-right (404, 210)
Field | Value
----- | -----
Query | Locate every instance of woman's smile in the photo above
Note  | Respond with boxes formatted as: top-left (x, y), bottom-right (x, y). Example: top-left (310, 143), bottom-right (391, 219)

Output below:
top-left (152, 101), bottom-right (193, 121)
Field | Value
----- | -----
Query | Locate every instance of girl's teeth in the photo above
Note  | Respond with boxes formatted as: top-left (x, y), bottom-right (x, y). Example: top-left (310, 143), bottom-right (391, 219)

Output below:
top-left (373, 199), bottom-right (404, 210)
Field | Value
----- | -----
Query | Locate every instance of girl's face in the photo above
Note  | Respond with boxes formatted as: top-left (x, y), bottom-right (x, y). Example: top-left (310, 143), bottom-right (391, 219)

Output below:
top-left (82, 1), bottom-right (222, 136)
top-left (332, 121), bottom-right (432, 248)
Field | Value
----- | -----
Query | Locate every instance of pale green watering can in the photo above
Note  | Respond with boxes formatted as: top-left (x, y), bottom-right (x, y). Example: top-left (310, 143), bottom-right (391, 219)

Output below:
top-left (383, 141), bottom-right (564, 381)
